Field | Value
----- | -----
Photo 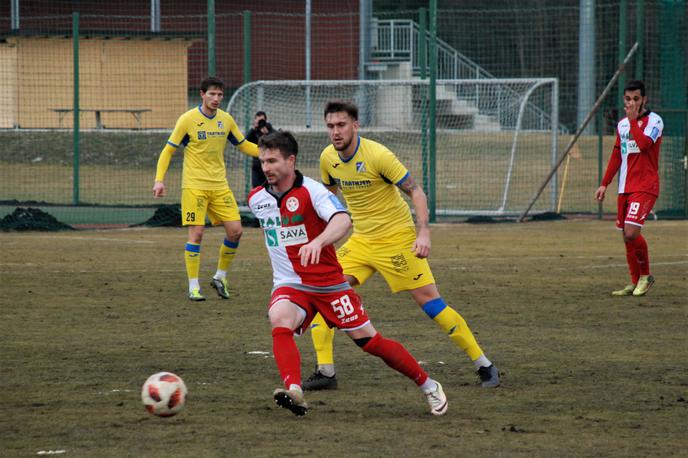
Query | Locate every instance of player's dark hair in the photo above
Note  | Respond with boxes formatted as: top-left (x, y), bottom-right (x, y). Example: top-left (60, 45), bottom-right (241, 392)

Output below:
top-left (255, 111), bottom-right (267, 118)
top-left (624, 80), bottom-right (645, 96)
top-left (259, 130), bottom-right (298, 159)
top-left (200, 76), bottom-right (224, 93)
top-left (324, 100), bottom-right (358, 121)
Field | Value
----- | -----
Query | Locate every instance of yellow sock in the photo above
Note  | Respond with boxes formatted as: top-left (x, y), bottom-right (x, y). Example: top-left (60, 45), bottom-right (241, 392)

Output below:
top-left (310, 313), bottom-right (335, 365)
top-left (185, 242), bottom-right (201, 284)
top-left (423, 298), bottom-right (483, 361)
top-left (217, 239), bottom-right (238, 273)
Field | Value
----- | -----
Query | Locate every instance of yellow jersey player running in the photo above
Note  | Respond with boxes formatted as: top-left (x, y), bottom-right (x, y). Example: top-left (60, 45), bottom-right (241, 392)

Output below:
top-left (153, 77), bottom-right (258, 301)
top-left (304, 100), bottom-right (500, 389)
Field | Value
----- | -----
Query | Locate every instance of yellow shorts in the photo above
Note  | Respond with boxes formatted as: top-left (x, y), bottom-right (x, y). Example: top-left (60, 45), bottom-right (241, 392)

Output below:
top-left (337, 227), bottom-right (436, 293)
top-left (181, 188), bottom-right (240, 226)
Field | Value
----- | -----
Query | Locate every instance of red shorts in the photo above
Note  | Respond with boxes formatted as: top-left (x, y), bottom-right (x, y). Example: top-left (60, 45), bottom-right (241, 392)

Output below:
top-left (269, 286), bottom-right (370, 335)
top-left (616, 192), bottom-right (657, 229)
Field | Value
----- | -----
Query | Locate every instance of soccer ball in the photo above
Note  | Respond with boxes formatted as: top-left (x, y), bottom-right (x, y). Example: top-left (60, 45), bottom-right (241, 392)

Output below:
top-left (141, 372), bottom-right (187, 417)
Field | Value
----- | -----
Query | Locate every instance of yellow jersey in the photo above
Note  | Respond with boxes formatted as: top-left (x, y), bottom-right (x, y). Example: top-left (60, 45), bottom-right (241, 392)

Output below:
top-left (320, 136), bottom-right (414, 238)
top-left (161, 106), bottom-right (255, 190)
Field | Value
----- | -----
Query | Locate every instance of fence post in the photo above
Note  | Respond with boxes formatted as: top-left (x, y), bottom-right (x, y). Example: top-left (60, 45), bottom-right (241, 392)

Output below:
top-left (419, 8), bottom-right (429, 198)
top-left (597, 110), bottom-right (603, 220)
top-left (635, 0), bottom-right (644, 80)
top-left (208, 0), bottom-right (216, 76)
top-left (428, 0), bottom-right (437, 222)
top-left (72, 11), bottom-right (80, 205)
top-left (243, 10), bottom-right (252, 199)
top-left (617, 0), bottom-right (627, 106)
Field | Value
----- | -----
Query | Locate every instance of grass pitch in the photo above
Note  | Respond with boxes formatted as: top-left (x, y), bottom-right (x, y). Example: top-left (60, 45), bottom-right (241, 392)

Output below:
top-left (1, 220), bottom-right (687, 457)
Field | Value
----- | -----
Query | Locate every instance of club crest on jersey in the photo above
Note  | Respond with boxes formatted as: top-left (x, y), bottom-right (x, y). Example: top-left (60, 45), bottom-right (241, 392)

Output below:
top-left (286, 197), bottom-right (299, 212)
top-left (217, 120), bottom-right (224, 129)
top-left (197, 131), bottom-right (206, 140)
top-left (356, 161), bottom-right (366, 173)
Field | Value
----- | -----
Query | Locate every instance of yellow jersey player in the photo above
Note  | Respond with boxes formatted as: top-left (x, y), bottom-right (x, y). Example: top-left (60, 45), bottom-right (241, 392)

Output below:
top-left (153, 77), bottom-right (258, 301)
top-left (304, 100), bottom-right (500, 389)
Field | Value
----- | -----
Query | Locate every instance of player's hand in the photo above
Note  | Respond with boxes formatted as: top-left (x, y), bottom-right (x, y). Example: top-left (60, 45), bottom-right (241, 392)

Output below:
top-left (299, 240), bottom-right (324, 266)
top-left (153, 181), bottom-right (166, 198)
top-left (412, 228), bottom-right (431, 258)
top-left (624, 100), bottom-right (640, 121)
top-left (595, 185), bottom-right (606, 201)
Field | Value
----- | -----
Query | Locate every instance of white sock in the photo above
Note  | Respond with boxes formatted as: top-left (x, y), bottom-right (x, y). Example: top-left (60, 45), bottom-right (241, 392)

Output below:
top-left (188, 278), bottom-right (200, 292)
top-left (473, 354), bottom-right (492, 369)
top-left (420, 378), bottom-right (438, 394)
top-left (317, 364), bottom-right (336, 377)
top-left (213, 270), bottom-right (226, 280)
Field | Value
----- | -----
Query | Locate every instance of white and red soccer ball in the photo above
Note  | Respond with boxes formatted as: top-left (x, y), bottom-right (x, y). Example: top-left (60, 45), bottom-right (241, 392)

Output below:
top-left (141, 372), bottom-right (187, 417)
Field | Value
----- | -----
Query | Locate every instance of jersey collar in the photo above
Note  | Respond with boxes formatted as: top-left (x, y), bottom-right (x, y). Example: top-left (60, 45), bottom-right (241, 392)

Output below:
top-left (197, 105), bottom-right (217, 120)
top-left (265, 170), bottom-right (304, 204)
top-left (337, 136), bottom-right (361, 163)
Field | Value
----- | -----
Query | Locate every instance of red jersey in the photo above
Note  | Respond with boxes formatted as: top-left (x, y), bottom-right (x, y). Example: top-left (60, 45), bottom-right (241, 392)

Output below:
top-left (247, 171), bottom-right (349, 291)
top-left (601, 111), bottom-right (664, 196)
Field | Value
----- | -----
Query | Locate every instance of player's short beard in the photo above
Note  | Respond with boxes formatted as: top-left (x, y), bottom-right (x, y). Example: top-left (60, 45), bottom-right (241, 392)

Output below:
top-left (334, 135), bottom-right (353, 153)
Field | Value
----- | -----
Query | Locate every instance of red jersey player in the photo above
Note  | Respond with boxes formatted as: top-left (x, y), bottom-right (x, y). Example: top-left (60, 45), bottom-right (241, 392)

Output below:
top-left (247, 130), bottom-right (448, 417)
top-left (595, 80), bottom-right (664, 296)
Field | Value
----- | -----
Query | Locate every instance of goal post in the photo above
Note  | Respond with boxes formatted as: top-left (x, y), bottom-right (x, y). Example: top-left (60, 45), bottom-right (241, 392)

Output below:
top-left (227, 78), bottom-right (560, 217)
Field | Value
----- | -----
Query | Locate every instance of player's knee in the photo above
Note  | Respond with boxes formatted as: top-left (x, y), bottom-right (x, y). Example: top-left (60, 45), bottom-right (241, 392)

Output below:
top-left (187, 231), bottom-right (203, 244)
top-left (623, 229), bottom-right (640, 242)
top-left (353, 336), bottom-right (372, 348)
top-left (226, 228), bottom-right (243, 242)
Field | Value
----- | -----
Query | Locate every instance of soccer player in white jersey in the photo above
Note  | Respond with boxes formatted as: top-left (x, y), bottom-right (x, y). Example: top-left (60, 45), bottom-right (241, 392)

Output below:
top-left (247, 130), bottom-right (448, 417)
top-left (595, 80), bottom-right (664, 296)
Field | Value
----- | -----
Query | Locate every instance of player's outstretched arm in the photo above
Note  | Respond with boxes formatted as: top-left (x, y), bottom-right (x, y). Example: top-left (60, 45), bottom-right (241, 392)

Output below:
top-left (237, 139), bottom-right (259, 158)
top-left (298, 212), bottom-right (351, 266)
top-left (399, 175), bottom-right (431, 258)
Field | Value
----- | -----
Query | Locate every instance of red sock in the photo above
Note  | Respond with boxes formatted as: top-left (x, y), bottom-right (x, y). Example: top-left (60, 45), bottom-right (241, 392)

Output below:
top-left (361, 333), bottom-right (428, 386)
top-left (624, 240), bottom-right (640, 284)
top-left (631, 235), bottom-right (650, 276)
top-left (271, 327), bottom-right (301, 389)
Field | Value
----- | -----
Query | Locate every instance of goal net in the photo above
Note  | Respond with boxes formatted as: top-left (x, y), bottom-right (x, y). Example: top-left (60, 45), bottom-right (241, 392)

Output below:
top-left (227, 78), bottom-right (560, 217)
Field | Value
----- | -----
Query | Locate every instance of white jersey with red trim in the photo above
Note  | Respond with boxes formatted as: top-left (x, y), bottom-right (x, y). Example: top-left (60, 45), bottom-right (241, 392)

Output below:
top-left (615, 112), bottom-right (663, 195)
top-left (248, 172), bottom-right (349, 290)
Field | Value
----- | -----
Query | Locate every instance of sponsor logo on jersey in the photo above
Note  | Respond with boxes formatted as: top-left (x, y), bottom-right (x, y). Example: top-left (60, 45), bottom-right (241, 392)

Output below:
top-left (259, 214), bottom-right (304, 228)
top-left (255, 202), bottom-right (272, 210)
top-left (334, 178), bottom-right (372, 189)
top-left (332, 163), bottom-right (340, 168)
top-left (198, 131), bottom-right (206, 140)
top-left (286, 197), bottom-right (299, 212)
top-left (264, 224), bottom-right (308, 247)
top-left (625, 140), bottom-right (640, 154)
top-left (356, 161), bottom-right (366, 173)
top-left (196, 122), bottom-right (204, 126)
top-left (649, 126), bottom-right (660, 142)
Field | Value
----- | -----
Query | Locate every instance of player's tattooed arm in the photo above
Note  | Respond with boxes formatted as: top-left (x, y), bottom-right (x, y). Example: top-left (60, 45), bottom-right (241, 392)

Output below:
top-left (398, 174), bottom-right (419, 197)
top-left (398, 175), bottom-right (431, 257)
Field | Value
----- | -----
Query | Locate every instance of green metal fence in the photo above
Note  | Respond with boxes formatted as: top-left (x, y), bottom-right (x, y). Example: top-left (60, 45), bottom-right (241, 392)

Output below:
top-left (0, 0), bottom-right (685, 227)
